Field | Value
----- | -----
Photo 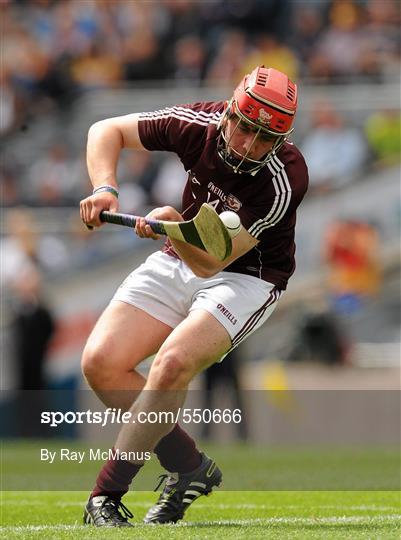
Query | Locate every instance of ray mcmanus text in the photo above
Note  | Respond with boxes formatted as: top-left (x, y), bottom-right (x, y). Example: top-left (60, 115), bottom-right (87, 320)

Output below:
top-left (40, 448), bottom-right (151, 464)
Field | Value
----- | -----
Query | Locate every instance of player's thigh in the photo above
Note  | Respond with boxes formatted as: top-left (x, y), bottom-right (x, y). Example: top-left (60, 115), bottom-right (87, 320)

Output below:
top-left (84, 300), bottom-right (173, 372)
top-left (149, 309), bottom-right (231, 387)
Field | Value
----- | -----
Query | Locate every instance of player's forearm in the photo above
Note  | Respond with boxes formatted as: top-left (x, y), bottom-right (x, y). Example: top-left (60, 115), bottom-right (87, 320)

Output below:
top-left (86, 120), bottom-right (124, 189)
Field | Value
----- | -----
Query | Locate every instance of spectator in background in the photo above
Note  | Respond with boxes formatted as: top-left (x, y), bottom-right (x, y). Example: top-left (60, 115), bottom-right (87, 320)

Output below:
top-left (0, 67), bottom-right (21, 135)
top-left (290, 6), bottom-right (325, 78)
top-left (3, 18), bottom-right (54, 123)
top-left (2, 207), bottom-right (69, 277)
top-left (199, 0), bottom-right (294, 42)
top-left (205, 29), bottom-right (248, 86)
top-left (307, 0), bottom-right (369, 82)
top-left (119, 2), bottom-right (170, 81)
top-left (11, 265), bottom-right (55, 391)
top-left (122, 30), bottom-right (165, 82)
top-left (161, 0), bottom-right (202, 44)
top-left (363, 0), bottom-right (401, 81)
top-left (364, 110), bottom-right (401, 166)
top-left (241, 35), bottom-right (299, 82)
top-left (0, 161), bottom-right (20, 207)
top-left (300, 101), bottom-right (368, 194)
top-left (26, 142), bottom-right (84, 206)
top-left (1, 207), bottom-right (56, 435)
top-left (1, 210), bottom-right (37, 292)
top-left (69, 41), bottom-right (122, 91)
top-left (49, 1), bottom-right (106, 59)
top-left (323, 219), bottom-right (382, 315)
top-left (172, 35), bottom-right (207, 85)
top-left (9, 264), bottom-right (55, 438)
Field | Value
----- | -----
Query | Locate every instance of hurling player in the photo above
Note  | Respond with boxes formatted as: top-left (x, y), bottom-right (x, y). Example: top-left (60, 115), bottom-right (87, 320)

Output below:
top-left (80, 66), bottom-right (308, 526)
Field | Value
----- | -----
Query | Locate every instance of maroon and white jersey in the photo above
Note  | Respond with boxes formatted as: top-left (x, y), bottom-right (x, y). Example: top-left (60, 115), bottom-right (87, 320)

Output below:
top-left (138, 101), bottom-right (308, 290)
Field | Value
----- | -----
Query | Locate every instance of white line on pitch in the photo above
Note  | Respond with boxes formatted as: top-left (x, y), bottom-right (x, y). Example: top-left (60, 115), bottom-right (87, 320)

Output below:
top-left (2, 500), bottom-right (399, 513)
top-left (1, 514), bottom-right (400, 531)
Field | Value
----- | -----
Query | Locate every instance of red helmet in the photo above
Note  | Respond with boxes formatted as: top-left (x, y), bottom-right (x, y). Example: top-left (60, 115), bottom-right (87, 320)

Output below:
top-left (233, 66), bottom-right (297, 135)
top-left (218, 66), bottom-right (298, 173)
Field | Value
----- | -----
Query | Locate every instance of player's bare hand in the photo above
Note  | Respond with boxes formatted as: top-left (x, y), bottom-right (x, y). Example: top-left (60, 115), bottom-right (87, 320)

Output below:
top-left (80, 192), bottom-right (119, 228)
top-left (135, 206), bottom-right (183, 239)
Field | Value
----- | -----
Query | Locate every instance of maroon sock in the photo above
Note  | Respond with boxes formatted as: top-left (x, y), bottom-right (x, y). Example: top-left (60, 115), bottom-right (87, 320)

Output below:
top-left (154, 424), bottom-right (202, 473)
top-left (91, 448), bottom-right (143, 500)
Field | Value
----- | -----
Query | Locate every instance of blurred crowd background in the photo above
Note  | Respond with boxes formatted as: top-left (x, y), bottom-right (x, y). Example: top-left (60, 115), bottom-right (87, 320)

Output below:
top-left (1, 0), bottom-right (400, 441)
top-left (2, 0), bottom-right (400, 206)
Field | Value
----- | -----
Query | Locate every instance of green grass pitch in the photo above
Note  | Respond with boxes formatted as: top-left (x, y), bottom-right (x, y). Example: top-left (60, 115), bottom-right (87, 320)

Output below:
top-left (1, 490), bottom-right (400, 539)
top-left (1, 442), bottom-right (400, 538)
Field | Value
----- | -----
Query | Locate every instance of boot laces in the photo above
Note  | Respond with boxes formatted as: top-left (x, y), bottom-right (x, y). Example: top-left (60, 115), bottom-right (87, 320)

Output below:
top-left (101, 498), bottom-right (133, 522)
top-left (153, 474), bottom-right (182, 508)
top-left (153, 473), bottom-right (169, 492)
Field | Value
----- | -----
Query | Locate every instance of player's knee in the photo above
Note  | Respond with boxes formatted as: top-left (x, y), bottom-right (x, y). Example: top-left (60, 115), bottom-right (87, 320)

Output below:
top-left (81, 343), bottom-right (111, 387)
top-left (151, 351), bottom-right (191, 389)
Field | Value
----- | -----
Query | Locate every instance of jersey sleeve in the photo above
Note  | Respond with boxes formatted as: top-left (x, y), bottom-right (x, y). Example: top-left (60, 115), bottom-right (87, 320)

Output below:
top-left (137, 103), bottom-right (222, 166)
top-left (244, 149), bottom-right (309, 239)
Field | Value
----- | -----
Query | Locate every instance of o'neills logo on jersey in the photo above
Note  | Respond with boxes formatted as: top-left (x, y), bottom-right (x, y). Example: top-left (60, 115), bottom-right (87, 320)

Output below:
top-left (206, 181), bottom-right (242, 211)
top-left (224, 194), bottom-right (242, 212)
top-left (217, 303), bottom-right (237, 325)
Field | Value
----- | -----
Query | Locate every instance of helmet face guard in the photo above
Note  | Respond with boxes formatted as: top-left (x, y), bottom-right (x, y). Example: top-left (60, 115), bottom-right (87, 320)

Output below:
top-left (218, 66), bottom-right (298, 174)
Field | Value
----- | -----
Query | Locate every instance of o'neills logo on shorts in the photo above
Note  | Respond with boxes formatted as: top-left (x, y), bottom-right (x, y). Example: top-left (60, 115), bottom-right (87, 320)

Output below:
top-left (217, 304), bottom-right (237, 325)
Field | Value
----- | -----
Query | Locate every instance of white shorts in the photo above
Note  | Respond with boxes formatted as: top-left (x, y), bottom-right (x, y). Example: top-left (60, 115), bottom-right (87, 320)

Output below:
top-left (113, 251), bottom-right (282, 353)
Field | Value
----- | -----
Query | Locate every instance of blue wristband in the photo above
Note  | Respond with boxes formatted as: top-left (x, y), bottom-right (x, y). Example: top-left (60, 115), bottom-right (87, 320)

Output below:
top-left (93, 185), bottom-right (119, 198)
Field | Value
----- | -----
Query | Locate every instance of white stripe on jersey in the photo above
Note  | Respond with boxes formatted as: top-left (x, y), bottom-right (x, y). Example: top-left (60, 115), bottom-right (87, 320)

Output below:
top-left (248, 155), bottom-right (292, 238)
top-left (139, 106), bottom-right (221, 127)
top-left (140, 105), bottom-right (221, 121)
top-left (171, 106), bottom-right (221, 123)
top-left (140, 106), bottom-right (221, 123)
top-left (142, 111), bottom-right (218, 128)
